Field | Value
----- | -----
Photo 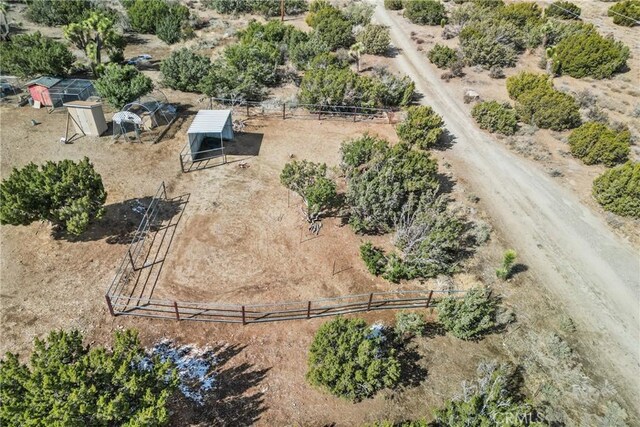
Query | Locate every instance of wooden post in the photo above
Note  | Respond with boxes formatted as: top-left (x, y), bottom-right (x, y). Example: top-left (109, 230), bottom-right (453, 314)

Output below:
top-left (307, 301), bottom-right (312, 319)
top-left (64, 112), bottom-right (71, 142)
top-left (353, 107), bottom-right (356, 122)
top-left (246, 104), bottom-right (250, 117)
top-left (318, 111), bottom-right (321, 120)
top-left (367, 293), bottom-right (373, 311)
top-left (282, 103), bottom-right (286, 120)
top-left (280, 0), bottom-right (285, 21)
top-left (241, 305), bottom-right (246, 325)
top-left (174, 301), bottom-right (180, 321)
top-left (425, 290), bottom-right (434, 308)
top-left (105, 295), bottom-right (115, 316)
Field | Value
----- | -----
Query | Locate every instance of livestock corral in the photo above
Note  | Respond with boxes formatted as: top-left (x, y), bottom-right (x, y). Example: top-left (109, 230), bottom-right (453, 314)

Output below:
top-left (0, 102), bottom-right (489, 424)
top-left (1, 95), bottom-right (626, 425)
top-left (2, 0), bottom-right (638, 425)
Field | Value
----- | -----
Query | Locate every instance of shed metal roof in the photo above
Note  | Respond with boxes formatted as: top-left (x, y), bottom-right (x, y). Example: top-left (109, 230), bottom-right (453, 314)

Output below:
top-left (26, 76), bottom-right (62, 88)
top-left (187, 110), bottom-right (232, 134)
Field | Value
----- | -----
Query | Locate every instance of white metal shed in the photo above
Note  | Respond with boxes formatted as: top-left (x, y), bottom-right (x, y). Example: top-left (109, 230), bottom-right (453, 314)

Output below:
top-left (187, 110), bottom-right (234, 157)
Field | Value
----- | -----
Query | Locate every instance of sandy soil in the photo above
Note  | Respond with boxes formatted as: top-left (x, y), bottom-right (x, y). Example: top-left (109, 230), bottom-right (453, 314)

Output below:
top-left (390, 0), bottom-right (640, 246)
top-left (0, 102), bottom-right (506, 425)
top-left (1, 1), bottom-right (639, 424)
top-left (375, 1), bottom-right (640, 418)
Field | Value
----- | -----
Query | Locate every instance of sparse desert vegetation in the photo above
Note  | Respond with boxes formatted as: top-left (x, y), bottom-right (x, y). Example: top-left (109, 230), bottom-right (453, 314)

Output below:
top-left (0, 0), bottom-right (638, 425)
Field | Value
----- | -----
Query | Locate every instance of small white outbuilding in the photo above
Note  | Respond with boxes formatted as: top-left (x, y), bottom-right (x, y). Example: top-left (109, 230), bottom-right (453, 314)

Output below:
top-left (187, 110), bottom-right (234, 158)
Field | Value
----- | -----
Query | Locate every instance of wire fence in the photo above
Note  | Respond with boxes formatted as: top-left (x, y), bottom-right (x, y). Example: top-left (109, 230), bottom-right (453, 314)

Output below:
top-left (207, 97), bottom-right (403, 124)
top-left (105, 182), bottom-right (465, 325)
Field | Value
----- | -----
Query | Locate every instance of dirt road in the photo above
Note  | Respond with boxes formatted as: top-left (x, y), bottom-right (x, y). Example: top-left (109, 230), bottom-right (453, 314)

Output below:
top-left (375, 4), bottom-right (639, 411)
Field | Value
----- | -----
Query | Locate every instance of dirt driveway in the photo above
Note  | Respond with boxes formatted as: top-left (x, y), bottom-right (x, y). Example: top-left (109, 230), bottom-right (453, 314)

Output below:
top-left (374, 3), bottom-right (639, 413)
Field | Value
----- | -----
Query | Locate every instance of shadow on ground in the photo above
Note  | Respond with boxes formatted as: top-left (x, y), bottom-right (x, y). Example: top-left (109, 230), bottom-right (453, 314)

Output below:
top-left (396, 341), bottom-right (429, 389)
top-left (53, 197), bottom-right (184, 243)
top-left (170, 343), bottom-right (270, 426)
top-left (183, 132), bottom-right (264, 172)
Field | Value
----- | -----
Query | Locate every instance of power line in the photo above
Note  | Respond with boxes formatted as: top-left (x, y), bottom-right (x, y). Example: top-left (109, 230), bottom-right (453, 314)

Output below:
top-left (546, 2), bottom-right (582, 20)
top-left (545, 1), bottom-right (640, 26)
top-left (607, 9), bottom-right (640, 26)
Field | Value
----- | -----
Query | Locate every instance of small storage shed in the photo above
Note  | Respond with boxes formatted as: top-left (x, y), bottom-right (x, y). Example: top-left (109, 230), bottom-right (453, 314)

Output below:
top-left (26, 77), bottom-right (96, 109)
top-left (187, 110), bottom-right (234, 157)
top-left (63, 101), bottom-right (108, 136)
top-left (26, 77), bottom-right (61, 106)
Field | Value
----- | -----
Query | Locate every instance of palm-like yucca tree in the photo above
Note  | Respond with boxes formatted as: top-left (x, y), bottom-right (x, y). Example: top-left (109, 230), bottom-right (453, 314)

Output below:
top-left (349, 42), bottom-right (365, 72)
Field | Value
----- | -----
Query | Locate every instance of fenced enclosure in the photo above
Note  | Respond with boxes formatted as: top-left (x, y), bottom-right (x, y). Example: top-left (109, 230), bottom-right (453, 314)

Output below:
top-left (113, 93), bottom-right (177, 144)
top-left (106, 183), bottom-right (465, 324)
top-left (207, 97), bottom-right (401, 124)
top-left (106, 289), bottom-right (464, 324)
top-left (180, 98), bottom-right (402, 172)
top-left (106, 182), bottom-right (190, 309)
top-left (179, 140), bottom-right (227, 172)
top-left (46, 79), bottom-right (96, 112)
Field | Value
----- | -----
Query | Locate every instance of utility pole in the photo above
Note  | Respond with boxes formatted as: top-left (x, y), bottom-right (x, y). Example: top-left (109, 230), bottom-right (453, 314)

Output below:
top-left (281, 0), bottom-right (285, 21)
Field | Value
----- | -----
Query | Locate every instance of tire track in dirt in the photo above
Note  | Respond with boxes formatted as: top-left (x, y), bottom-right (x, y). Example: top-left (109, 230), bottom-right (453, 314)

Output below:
top-left (374, 3), bottom-right (639, 412)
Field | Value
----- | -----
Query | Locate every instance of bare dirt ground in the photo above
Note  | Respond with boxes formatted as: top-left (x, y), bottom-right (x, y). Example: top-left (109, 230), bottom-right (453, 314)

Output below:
top-left (375, 1), bottom-right (640, 419)
top-left (0, 102), bottom-right (507, 425)
top-left (1, 1), bottom-right (639, 425)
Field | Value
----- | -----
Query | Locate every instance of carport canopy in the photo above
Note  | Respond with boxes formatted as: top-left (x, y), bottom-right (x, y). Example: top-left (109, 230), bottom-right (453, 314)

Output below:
top-left (187, 109), bottom-right (234, 156)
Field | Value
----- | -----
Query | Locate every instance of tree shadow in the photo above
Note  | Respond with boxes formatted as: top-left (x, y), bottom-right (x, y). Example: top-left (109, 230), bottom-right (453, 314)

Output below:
top-left (436, 172), bottom-right (457, 195)
top-left (170, 343), bottom-right (270, 426)
top-left (422, 322), bottom-right (446, 339)
top-left (384, 46), bottom-right (403, 58)
top-left (433, 128), bottom-right (457, 151)
top-left (52, 197), bottom-right (185, 243)
top-left (411, 91), bottom-right (425, 103)
top-left (124, 33), bottom-right (148, 45)
top-left (395, 341), bottom-right (429, 389)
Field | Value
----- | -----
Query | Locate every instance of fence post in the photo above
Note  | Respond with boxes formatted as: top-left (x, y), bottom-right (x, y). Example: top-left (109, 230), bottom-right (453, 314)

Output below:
top-left (241, 305), bottom-right (246, 325)
top-left (318, 111), bottom-right (321, 121)
top-left (174, 301), bottom-right (180, 321)
top-left (353, 106), bottom-right (356, 122)
top-left (282, 104), bottom-right (286, 120)
top-left (105, 295), bottom-right (115, 316)
top-left (307, 301), bottom-right (312, 319)
top-left (367, 293), bottom-right (373, 311)
top-left (246, 104), bottom-right (250, 117)
top-left (425, 290), bottom-right (434, 308)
